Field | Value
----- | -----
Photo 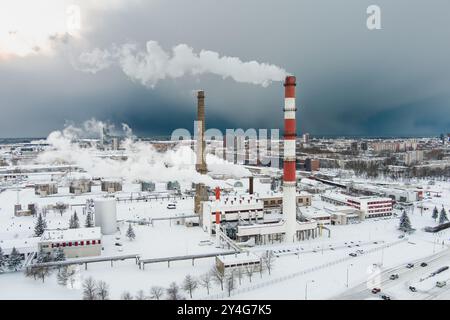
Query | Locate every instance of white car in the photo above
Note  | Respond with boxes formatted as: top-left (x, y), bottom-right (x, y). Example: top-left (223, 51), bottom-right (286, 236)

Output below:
top-left (167, 203), bottom-right (176, 209)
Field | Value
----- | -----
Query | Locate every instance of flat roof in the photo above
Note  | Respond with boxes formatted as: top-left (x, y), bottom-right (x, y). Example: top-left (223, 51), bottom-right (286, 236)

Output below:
top-left (217, 252), bottom-right (261, 264)
top-left (41, 227), bottom-right (101, 242)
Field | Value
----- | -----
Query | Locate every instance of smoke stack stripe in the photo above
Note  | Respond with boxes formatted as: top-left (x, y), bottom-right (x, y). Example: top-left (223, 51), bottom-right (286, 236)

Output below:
top-left (283, 76), bottom-right (297, 242)
top-left (214, 187), bottom-right (221, 247)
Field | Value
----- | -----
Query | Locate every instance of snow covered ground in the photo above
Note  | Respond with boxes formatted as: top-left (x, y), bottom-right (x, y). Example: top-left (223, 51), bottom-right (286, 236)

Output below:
top-left (1, 176), bottom-right (450, 300)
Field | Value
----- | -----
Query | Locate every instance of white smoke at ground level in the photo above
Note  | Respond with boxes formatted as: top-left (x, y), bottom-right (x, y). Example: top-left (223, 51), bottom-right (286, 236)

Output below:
top-left (35, 120), bottom-right (250, 187)
top-left (77, 41), bottom-right (288, 87)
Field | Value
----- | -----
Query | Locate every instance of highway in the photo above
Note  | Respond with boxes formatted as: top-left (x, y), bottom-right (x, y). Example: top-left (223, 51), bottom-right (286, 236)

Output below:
top-left (335, 247), bottom-right (450, 300)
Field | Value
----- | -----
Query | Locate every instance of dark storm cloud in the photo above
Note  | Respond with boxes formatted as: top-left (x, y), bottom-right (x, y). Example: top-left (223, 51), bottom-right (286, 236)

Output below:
top-left (1, 0), bottom-right (450, 137)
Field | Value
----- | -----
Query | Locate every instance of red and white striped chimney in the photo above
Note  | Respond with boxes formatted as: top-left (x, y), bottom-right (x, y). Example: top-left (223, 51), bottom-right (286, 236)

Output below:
top-left (282, 75), bottom-right (297, 242)
top-left (214, 186), bottom-right (221, 247)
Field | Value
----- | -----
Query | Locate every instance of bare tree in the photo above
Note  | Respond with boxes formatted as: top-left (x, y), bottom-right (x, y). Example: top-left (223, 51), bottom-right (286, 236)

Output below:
top-left (54, 202), bottom-right (69, 216)
top-left (24, 266), bottom-right (38, 280)
top-left (57, 266), bottom-right (69, 286)
top-left (236, 267), bottom-right (243, 285)
top-left (67, 268), bottom-right (77, 288)
top-left (149, 286), bottom-right (164, 300)
top-left (35, 266), bottom-right (52, 283)
top-left (182, 274), bottom-right (198, 299)
top-left (245, 264), bottom-right (256, 283)
top-left (82, 277), bottom-right (97, 300)
top-left (135, 290), bottom-right (146, 300)
top-left (262, 251), bottom-right (275, 275)
top-left (225, 271), bottom-right (236, 297)
top-left (199, 272), bottom-right (212, 295)
top-left (96, 280), bottom-right (110, 300)
top-left (210, 265), bottom-right (225, 291)
top-left (166, 282), bottom-right (183, 300)
top-left (121, 291), bottom-right (133, 300)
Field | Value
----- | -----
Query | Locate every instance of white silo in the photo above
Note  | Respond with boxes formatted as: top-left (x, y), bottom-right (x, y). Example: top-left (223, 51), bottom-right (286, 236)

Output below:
top-left (94, 198), bottom-right (117, 235)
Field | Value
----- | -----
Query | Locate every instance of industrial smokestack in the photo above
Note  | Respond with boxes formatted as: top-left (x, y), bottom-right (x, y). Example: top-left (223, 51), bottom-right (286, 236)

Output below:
top-left (282, 76), bottom-right (297, 242)
top-left (194, 90), bottom-right (208, 216)
top-left (249, 176), bottom-right (254, 195)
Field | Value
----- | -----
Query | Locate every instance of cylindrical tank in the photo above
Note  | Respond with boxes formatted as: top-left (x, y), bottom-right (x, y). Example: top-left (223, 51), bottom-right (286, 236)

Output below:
top-left (94, 198), bottom-right (117, 235)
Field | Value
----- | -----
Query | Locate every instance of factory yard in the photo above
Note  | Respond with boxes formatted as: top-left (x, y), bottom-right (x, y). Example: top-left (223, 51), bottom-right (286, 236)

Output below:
top-left (1, 175), bottom-right (450, 300)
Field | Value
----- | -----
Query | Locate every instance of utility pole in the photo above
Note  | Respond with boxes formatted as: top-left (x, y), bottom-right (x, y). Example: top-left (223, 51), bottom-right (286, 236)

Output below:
top-left (346, 264), bottom-right (353, 288)
top-left (305, 280), bottom-right (314, 300)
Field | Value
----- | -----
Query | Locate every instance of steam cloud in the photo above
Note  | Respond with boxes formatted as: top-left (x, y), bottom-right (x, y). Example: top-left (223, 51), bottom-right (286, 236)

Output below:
top-left (35, 119), bottom-right (250, 187)
top-left (76, 41), bottom-right (288, 87)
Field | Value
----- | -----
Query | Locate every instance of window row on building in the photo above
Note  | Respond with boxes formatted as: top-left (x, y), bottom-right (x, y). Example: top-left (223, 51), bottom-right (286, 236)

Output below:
top-left (48, 239), bottom-right (101, 248)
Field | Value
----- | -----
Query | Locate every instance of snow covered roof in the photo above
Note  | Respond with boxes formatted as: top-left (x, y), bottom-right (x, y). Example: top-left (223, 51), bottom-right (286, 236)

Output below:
top-left (299, 206), bottom-right (331, 218)
top-left (0, 237), bottom-right (40, 254)
top-left (217, 252), bottom-right (261, 265)
top-left (322, 191), bottom-right (392, 204)
top-left (205, 194), bottom-right (263, 212)
top-left (258, 190), bottom-right (311, 199)
top-left (40, 227), bottom-right (101, 242)
top-left (34, 181), bottom-right (58, 186)
top-left (66, 172), bottom-right (92, 180)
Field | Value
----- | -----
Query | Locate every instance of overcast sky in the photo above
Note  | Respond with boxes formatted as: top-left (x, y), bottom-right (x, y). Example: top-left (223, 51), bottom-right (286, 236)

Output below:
top-left (1, 0), bottom-right (449, 138)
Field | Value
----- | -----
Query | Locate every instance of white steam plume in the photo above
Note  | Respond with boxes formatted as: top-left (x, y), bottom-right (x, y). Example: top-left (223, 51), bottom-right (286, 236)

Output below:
top-left (36, 119), bottom-right (250, 187)
top-left (76, 41), bottom-right (288, 87)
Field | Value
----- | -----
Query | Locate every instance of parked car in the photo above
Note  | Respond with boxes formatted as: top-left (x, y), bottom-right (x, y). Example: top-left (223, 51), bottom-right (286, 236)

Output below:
top-left (167, 203), bottom-right (177, 209)
top-left (409, 286), bottom-right (417, 292)
top-left (406, 263), bottom-right (414, 269)
top-left (436, 281), bottom-right (447, 288)
top-left (349, 253), bottom-right (357, 257)
top-left (420, 262), bottom-right (428, 267)
top-left (381, 295), bottom-right (391, 300)
top-left (371, 288), bottom-right (381, 294)
top-left (115, 242), bottom-right (123, 246)
top-left (389, 274), bottom-right (399, 280)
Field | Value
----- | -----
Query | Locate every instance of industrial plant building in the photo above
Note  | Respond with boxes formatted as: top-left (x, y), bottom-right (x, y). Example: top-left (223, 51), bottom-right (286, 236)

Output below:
top-left (34, 182), bottom-right (58, 196)
top-left (101, 179), bottom-right (122, 193)
top-left (260, 191), bottom-right (312, 209)
top-left (321, 192), bottom-right (393, 219)
top-left (215, 252), bottom-right (261, 273)
top-left (141, 180), bottom-right (156, 192)
top-left (68, 173), bottom-right (92, 194)
top-left (39, 227), bottom-right (102, 259)
top-left (202, 195), bottom-right (264, 236)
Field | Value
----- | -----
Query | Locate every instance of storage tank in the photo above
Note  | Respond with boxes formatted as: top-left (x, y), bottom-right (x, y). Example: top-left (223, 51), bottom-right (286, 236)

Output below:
top-left (94, 198), bottom-right (117, 235)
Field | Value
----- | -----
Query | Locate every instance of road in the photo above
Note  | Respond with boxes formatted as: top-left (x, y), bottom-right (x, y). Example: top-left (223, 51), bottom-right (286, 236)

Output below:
top-left (335, 247), bottom-right (450, 300)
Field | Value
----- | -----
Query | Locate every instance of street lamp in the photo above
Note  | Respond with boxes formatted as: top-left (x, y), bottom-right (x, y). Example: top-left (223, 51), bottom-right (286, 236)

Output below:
top-left (346, 264), bottom-right (353, 288)
top-left (305, 280), bottom-right (315, 300)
